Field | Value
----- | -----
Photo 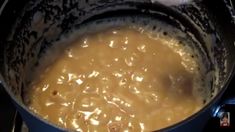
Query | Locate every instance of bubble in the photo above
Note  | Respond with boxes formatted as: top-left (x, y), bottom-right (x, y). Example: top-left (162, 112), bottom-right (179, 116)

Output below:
top-left (137, 44), bottom-right (146, 53)
top-left (52, 90), bottom-right (58, 96)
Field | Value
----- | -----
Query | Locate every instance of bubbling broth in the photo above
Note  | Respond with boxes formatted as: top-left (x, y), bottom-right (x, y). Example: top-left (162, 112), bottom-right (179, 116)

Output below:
top-left (25, 24), bottom-right (206, 131)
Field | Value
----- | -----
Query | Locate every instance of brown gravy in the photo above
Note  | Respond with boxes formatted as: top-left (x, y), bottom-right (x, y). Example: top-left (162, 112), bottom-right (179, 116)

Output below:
top-left (25, 26), bottom-right (204, 131)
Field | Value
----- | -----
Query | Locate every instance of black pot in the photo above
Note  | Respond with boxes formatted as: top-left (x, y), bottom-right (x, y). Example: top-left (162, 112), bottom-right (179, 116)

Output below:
top-left (0, 0), bottom-right (235, 131)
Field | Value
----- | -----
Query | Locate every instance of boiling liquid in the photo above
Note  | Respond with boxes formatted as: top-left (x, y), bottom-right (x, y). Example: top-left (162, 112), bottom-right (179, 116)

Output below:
top-left (25, 26), bottom-right (204, 131)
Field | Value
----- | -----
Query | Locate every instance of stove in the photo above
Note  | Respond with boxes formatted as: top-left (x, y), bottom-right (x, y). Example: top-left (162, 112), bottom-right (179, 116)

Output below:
top-left (0, 86), bottom-right (28, 132)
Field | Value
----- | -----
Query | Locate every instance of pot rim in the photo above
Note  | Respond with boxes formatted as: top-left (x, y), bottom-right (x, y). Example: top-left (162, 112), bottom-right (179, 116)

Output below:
top-left (0, 0), bottom-right (235, 131)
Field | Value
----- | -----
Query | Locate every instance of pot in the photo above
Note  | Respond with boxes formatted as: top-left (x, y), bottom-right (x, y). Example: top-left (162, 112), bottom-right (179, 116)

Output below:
top-left (0, 0), bottom-right (235, 131)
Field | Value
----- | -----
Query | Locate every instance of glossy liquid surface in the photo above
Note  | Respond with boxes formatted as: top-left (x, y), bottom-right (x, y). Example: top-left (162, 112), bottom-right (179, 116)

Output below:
top-left (26, 27), bottom-right (203, 131)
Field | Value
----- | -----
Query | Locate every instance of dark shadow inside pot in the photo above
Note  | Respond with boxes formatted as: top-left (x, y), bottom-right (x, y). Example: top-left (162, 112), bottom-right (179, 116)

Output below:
top-left (0, 0), bottom-right (234, 131)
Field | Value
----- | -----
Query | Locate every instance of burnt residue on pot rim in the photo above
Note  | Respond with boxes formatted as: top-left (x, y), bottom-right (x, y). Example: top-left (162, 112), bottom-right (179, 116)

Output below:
top-left (0, 0), bottom-right (234, 131)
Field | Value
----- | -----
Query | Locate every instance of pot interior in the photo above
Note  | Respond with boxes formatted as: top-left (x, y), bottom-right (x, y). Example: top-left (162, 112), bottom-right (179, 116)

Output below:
top-left (0, 0), bottom-right (234, 130)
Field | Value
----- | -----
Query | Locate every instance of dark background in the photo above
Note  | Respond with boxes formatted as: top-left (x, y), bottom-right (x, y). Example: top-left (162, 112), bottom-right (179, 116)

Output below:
top-left (0, 86), bottom-right (16, 132)
top-left (0, 0), bottom-right (235, 132)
